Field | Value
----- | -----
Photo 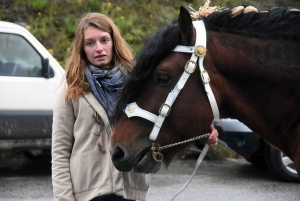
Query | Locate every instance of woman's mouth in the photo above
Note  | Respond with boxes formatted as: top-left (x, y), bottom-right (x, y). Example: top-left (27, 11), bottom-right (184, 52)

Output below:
top-left (95, 55), bottom-right (105, 59)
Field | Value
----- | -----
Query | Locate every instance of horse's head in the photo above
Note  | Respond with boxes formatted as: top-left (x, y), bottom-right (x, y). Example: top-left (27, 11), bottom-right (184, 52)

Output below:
top-left (110, 6), bottom-right (217, 173)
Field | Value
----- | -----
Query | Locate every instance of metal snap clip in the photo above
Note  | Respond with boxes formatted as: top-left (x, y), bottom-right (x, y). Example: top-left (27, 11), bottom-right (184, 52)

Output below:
top-left (151, 142), bottom-right (163, 162)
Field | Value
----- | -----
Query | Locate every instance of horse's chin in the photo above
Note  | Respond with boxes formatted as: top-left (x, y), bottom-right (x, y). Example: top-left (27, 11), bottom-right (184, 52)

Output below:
top-left (134, 151), bottom-right (161, 173)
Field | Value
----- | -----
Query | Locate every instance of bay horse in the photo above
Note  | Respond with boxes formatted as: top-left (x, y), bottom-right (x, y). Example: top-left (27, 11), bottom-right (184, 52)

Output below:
top-left (110, 3), bottom-right (300, 179)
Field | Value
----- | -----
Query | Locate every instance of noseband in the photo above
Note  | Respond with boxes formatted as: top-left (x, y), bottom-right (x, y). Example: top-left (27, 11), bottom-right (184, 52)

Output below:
top-left (124, 20), bottom-right (220, 161)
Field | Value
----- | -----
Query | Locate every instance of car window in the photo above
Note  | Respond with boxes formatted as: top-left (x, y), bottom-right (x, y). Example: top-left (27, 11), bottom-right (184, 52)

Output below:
top-left (0, 32), bottom-right (52, 77)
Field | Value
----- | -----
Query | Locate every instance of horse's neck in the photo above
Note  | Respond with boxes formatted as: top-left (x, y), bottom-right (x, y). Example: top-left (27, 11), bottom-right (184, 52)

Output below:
top-left (208, 32), bottom-right (300, 145)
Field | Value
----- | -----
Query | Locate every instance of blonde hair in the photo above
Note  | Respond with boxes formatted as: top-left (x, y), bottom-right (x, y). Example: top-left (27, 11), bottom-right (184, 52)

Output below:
top-left (65, 12), bottom-right (133, 103)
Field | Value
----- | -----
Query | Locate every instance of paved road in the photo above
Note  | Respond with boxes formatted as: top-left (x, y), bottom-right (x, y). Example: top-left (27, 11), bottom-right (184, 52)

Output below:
top-left (148, 159), bottom-right (300, 201)
top-left (0, 156), bottom-right (299, 201)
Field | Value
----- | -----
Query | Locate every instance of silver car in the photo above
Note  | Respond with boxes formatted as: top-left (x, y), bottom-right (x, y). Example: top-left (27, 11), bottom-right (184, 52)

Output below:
top-left (214, 119), bottom-right (298, 182)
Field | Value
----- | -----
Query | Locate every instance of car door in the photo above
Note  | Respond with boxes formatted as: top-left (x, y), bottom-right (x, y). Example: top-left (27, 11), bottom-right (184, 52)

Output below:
top-left (0, 31), bottom-right (56, 140)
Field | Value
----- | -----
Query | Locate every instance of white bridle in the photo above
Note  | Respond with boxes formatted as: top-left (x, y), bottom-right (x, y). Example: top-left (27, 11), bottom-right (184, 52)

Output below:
top-left (124, 20), bottom-right (220, 142)
top-left (123, 20), bottom-right (220, 200)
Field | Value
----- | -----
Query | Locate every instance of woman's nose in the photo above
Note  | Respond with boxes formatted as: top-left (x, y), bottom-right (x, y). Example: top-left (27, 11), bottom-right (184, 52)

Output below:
top-left (95, 42), bottom-right (104, 52)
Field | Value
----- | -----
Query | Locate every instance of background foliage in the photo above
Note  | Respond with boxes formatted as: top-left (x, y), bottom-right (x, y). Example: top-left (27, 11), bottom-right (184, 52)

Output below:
top-left (1, 0), bottom-right (300, 66)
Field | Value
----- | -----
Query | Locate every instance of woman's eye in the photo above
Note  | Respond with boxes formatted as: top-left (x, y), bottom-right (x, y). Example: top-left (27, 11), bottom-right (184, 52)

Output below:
top-left (86, 41), bottom-right (94, 46)
top-left (156, 74), bottom-right (170, 84)
top-left (102, 38), bottom-right (109, 43)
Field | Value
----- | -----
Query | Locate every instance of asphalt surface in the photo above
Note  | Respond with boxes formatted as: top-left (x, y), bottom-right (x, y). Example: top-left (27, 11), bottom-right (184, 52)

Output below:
top-left (0, 155), bottom-right (299, 201)
top-left (148, 159), bottom-right (300, 201)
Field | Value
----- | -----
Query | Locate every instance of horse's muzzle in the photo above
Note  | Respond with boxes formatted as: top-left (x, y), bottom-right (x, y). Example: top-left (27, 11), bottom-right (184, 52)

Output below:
top-left (110, 143), bottom-right (161, 173)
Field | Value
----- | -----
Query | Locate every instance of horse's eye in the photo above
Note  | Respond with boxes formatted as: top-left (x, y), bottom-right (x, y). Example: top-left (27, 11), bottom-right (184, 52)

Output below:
top-left (156, 74), bottom-right (170, 84)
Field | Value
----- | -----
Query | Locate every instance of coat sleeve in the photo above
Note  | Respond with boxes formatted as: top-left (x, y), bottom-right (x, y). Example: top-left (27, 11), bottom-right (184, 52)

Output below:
top-left (51, 82), bottom-right (76, 201)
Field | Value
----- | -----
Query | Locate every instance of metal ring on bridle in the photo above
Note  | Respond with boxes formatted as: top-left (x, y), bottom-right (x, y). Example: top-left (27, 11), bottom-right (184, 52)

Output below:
top-left (151, 142), bottom-right (164, 162)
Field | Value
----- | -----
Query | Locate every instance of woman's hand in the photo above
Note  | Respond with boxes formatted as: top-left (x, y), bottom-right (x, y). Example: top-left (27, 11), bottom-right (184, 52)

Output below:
top-left (207, 126), bottom-right (219, 147)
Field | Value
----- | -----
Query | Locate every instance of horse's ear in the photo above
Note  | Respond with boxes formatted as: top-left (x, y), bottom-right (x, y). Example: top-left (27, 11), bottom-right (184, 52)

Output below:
top-left (178, 6), bottom-right (194, 45)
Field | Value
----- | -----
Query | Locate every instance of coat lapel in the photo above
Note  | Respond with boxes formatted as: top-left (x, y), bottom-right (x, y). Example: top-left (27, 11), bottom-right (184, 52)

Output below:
top-left (83, 92), bottom-right (110, 127)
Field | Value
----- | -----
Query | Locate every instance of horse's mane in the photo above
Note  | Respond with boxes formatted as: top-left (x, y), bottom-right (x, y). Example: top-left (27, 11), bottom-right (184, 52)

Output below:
top-left (194, 2), bottom-right (300, 39)
top-left (111, 2), bottom-right (300, 124)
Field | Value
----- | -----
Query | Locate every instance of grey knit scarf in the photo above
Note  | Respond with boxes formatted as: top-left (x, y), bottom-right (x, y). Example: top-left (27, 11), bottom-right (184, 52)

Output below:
top-left (85, 64), bottom-right (127, 118)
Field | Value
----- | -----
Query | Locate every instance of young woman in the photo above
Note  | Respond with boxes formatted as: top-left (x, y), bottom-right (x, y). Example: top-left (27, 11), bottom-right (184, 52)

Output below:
top-left (51, 12), bottom-right (218, 201)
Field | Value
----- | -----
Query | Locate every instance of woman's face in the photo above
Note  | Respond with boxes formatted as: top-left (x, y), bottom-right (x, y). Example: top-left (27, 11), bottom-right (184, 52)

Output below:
top-left (83, 26), bottom-right (113, 68)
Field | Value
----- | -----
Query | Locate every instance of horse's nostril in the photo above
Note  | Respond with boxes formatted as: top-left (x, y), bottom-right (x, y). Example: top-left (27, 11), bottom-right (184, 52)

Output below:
top-left (111, 144), bottom-right (134, 172)
top-left (112, 145), bottom-right (126, 162)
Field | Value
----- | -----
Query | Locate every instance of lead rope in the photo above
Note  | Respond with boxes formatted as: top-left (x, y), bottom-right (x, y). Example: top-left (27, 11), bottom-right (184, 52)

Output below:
top-left (171, 144), bottom-right (210, 201)
top-left (150, 133), bottom-right (211, 201)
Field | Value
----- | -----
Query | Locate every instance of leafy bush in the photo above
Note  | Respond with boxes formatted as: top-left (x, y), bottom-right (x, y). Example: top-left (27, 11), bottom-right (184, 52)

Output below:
top-left (1, 0), bottom-right (299, 65)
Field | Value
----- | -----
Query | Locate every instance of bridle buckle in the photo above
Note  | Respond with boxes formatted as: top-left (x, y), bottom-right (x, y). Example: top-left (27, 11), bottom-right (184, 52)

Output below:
top-left (201, 70), bottom-right (210, 84)
top-left (184, 60), bottom-right (197, 74)
top-left (159, 103), bottom-right (171, 117)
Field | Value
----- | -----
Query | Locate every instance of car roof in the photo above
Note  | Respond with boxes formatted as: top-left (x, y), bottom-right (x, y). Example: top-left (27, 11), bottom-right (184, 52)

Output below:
top-left (0, 21), bottom-right (26, 30)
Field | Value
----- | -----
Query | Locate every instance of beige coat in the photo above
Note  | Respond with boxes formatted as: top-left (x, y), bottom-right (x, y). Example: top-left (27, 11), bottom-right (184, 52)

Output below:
top-left (52, 82), bottom-right (150, 201)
